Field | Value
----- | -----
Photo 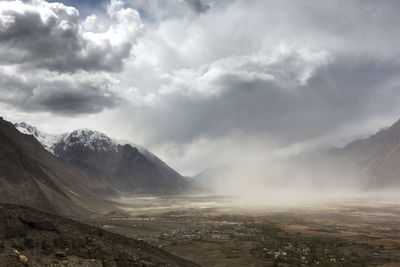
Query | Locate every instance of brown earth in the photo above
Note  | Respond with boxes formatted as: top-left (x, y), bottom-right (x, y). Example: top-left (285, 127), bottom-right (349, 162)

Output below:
top-left (0, 203), bottom-right (198, 266)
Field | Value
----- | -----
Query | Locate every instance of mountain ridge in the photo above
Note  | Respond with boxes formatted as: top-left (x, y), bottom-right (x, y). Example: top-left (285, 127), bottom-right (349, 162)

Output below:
top-left (0, 117), bottom-right (118, 217)
top-left (332, 118), bottom-right (400, 188)
top-left (14, 121), bottom-right (192, 195)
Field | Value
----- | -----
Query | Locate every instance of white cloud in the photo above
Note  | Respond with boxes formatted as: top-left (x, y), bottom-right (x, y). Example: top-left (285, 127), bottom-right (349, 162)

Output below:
top-left (0, 0), bottom-right (143, 72)
top-left (0, 0), bottom-right (144, 115)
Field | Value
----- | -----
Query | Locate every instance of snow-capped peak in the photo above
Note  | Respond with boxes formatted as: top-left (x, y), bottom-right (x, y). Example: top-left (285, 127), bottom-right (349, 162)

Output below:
top-left (59, 129), bottom-right (117, 152)
top-left (14, 122), bottom-right (66, 153)
top-left (15, 122), bottom-right (38, 136)
top-left (14, 123), bottom-right (140, 155)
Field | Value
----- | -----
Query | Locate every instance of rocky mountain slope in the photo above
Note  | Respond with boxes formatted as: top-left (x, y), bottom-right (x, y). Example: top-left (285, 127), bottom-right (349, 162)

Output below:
top-left (332, 118), bottom-right (400, 188)
top-left (15, 122), bottom-right (191, 195)
top-left (0, 117), bottom-right (119, 217)
top-left (0, 203), bottom-right (198, 266)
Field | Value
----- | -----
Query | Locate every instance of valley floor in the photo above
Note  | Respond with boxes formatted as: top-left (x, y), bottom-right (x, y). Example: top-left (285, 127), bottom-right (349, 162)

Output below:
top-left (84, 195), bottom-right (400, 267)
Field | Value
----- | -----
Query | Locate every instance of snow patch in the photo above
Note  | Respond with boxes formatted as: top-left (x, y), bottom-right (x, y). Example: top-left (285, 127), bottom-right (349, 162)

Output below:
top-left (14, 122), bottom-right (66, 153)
top-left (60, 129), bottom-right (118, 152)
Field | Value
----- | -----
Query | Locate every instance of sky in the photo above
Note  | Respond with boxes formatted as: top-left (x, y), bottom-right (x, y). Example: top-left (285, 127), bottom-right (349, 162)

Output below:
top-left (1, 0), bottom-right (400, 176)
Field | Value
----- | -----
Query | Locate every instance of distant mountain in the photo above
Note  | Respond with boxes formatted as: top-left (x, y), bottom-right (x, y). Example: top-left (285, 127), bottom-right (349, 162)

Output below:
top-left (15, 122), bottom-right (191, 195)
top-left (0, 117), bottom-right (117, 217)
top-left (193, 165), bottom-right (229, 191)
top-left (333, 118), bottom-right (400, 188)
top-left (195, 118), bottom-right (400, 191)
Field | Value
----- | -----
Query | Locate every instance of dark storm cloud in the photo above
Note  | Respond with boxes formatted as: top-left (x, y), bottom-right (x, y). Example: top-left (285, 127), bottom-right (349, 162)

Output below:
top-left (0, 0), bottom-right (142, 72)
top-left (185, 0), bottom-right (210, 13)
top-left (31, 85), bottom-right (120, 115)
top-left (0, 69), bottom-right (120, 115)
top-left (0, 0), bottom-right (141, 115)
top-left (115, 0), bottom-right (400, 151)
top-left (0, 8), bottom-right (84, 70)
top-left (125, 0), bottom-right (216, 23)
top-left (125, 52), bottom-right (400, 147)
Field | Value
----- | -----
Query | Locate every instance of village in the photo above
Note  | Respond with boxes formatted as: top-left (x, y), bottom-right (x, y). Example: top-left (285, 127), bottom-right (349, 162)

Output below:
top-left (93, 208), bottom-right (394, 266)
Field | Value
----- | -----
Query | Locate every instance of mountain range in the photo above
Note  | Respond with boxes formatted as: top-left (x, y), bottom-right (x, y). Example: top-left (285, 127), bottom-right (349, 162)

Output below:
top-left (0, 117), bottom-right (200, 265)
top-left (0, 117), bottom-right (193, 217)
top-left (2, 114), bottom-right (400, 265)
top-left (4, 114), bottom-right (400, 213)
top-left (14, 122), bottom-right (191, 196)
top-left (0, 117), bottom-right (119, 217)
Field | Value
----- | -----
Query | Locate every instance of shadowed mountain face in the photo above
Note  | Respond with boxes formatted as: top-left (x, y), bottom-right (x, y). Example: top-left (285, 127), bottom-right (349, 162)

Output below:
top-left (0, 117), bottom-right (117, 217)
top-left (15, 122), bottom-right (191, 195)
top-left (0, 203), bottom-right (198, 266)
top-left (52, 131), bottom-right (190, 194)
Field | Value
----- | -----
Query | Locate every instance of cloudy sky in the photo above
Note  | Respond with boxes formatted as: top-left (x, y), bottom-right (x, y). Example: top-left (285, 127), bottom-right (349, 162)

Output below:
top-left (1, 0), bottom-right (400, 175)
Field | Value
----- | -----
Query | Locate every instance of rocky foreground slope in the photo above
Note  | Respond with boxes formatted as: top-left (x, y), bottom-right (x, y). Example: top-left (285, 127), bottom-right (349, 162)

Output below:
top-left (0, 203), bottom-right (198, 266)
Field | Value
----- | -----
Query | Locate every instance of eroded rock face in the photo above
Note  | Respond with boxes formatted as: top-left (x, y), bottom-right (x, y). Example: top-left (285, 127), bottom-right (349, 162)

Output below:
top-left (0, 203), bottom-right (198, 267)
